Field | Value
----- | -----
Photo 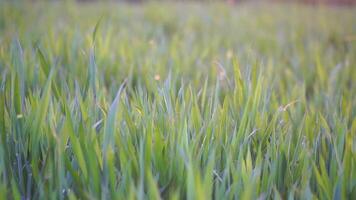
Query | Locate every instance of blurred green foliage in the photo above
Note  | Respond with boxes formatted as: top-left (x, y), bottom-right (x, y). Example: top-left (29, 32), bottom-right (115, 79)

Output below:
top-left (0, 2), bottom-right (355, 199)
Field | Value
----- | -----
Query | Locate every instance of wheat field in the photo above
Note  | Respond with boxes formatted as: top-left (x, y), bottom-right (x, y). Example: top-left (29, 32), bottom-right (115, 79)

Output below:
top-left (0, 2), bottom-right (355, 199)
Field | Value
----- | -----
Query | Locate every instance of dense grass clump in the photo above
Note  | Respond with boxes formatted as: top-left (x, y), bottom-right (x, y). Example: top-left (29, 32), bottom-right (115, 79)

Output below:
top-left (0, 2), bottom-right (355, 199)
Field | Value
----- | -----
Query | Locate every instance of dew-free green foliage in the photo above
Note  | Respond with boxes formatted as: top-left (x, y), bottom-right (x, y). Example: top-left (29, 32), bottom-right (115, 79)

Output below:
top-left (0, 2), bottom-right (355, 199)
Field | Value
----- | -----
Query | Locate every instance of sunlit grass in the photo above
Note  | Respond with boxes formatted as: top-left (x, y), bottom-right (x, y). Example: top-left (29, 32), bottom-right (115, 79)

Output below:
top-left (0, 2), bottom-right (355, 199)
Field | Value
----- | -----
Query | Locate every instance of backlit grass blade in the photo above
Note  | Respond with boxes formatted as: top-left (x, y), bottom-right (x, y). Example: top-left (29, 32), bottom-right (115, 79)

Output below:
top-left (103, 79), bottom-right (127, 153)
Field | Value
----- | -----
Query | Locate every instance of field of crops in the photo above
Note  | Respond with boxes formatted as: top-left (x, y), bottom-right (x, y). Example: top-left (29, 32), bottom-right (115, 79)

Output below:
top-left (0, 2), bottom-right (355, 199)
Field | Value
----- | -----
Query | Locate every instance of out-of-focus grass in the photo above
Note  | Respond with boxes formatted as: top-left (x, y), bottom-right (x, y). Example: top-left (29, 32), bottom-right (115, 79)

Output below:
top-left (0, 2), bottom-right (355, 199)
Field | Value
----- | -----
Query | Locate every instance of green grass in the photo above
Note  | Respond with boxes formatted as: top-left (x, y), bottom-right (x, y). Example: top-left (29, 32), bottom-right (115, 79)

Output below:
top-left (0, 2), bottom-right (355, 199)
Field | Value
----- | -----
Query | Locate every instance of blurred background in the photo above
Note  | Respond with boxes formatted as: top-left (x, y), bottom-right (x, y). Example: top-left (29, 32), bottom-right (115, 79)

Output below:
top-left (6, 0), bottom-right (356, 5)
